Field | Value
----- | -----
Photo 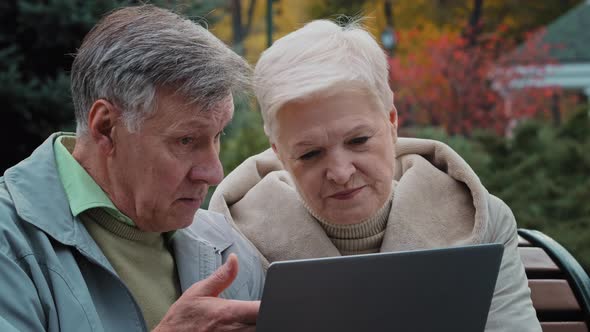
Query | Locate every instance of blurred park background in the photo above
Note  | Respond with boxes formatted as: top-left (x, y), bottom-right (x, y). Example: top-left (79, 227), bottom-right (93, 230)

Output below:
top-left (1, 0), bottom-right (589, 269)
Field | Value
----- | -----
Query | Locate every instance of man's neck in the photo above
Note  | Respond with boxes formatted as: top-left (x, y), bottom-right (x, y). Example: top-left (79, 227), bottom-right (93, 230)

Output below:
top-left (72, 138), bottom-right (113, 198)
top-left (72, 137), bottom-right (132, 223)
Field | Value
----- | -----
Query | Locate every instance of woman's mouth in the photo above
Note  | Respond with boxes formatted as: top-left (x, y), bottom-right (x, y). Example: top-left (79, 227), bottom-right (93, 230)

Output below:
top-left (329, 186), bottom-right (365, 200)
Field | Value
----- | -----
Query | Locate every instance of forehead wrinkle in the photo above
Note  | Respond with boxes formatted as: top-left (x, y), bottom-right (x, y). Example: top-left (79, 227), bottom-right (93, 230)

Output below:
top-left (165, 118), bottom-right (208, 134)
top-left (287, 126), bottom-right (328, 149)
top-left (152, 90), bottom-right (233, 131)
top-left (165, 105), bottom-right (233, 134)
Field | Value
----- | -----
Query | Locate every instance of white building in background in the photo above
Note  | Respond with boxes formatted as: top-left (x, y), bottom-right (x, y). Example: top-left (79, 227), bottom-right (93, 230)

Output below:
top-left (501, 0), bottom-right (590, 123)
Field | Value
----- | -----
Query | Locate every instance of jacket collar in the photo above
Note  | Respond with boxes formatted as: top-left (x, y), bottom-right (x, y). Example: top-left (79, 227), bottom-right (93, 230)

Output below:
top-left (171, 210), bottom-right (233, 292)
top-left (4, 133), bottom-right (85, 247)
top-left (4, 133), bottom-right (120, 269)
top-left (4, 133), bottom-right (234, 277)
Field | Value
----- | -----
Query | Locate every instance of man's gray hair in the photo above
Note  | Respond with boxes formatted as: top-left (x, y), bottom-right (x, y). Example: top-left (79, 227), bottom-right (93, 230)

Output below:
top-left (71, 5), bottom-right (250, 135)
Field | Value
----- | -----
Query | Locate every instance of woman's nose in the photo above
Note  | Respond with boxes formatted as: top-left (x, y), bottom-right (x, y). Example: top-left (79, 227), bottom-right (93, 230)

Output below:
top-left (325, 154), bottom-right (355, 185)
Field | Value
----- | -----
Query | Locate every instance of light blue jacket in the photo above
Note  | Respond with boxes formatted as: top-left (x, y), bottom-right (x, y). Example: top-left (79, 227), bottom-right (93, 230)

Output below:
top-left (0, 134), bottom-right (265, 331)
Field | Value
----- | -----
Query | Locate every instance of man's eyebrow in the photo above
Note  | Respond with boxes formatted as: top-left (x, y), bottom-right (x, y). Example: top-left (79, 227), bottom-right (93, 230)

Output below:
top-left (165, 120), bottom-right (208, 134)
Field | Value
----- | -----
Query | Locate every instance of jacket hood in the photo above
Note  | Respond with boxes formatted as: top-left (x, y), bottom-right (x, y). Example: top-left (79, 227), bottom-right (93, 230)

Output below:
top-left (210, 137), bottom-right (489, 266)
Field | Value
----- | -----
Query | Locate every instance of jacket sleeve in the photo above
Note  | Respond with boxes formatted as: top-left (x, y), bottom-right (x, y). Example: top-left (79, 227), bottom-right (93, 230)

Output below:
top-left (0, 253), bottom-right (47, 332)
top-left (484, 195), bottom-right (541, 332)
top-left (227, 221), bottom-right (266, 301)
top-left (244, 244), bottom-right (265, 301)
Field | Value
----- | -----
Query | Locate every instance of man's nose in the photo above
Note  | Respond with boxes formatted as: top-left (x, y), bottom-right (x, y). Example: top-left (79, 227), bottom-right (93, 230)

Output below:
top-left (325, 152), bottom-right (355, 185)
top-left (188, 148), bottom-right (224, 186)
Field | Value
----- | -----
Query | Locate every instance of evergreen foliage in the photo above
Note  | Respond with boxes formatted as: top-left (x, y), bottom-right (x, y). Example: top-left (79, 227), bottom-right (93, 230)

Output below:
top-left (203, 99), bottom-right (269, 207)
top-left (413, 107), bottom-right (590, 271)
top-left (0, 0), bottom-right (221, 173)
top-left (220, 105), bottom-right (269, 175)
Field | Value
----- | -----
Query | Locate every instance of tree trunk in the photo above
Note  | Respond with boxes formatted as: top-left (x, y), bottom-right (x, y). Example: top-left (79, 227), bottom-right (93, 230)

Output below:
top-left (231, 0), bottom-right (256, 56)
top-left (466, 0), bottom-right (483, 46)
top-left (551, 92), bottom-right (561, 127)
top-left (230, 0), bottom-right (243, 55)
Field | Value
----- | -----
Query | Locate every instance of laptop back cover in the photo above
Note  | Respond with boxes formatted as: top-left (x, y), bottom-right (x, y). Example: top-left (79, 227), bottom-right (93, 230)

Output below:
top-left (257, 243), bottom-right (503, 332)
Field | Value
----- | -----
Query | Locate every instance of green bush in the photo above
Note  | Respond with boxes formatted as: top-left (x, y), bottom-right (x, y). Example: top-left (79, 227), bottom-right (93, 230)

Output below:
top-left (413, 108), bottom-right (590, 271)
top-left (219, 99), bottom-right (270, 175)
top-left (203, 100), bottom-right (269, 207)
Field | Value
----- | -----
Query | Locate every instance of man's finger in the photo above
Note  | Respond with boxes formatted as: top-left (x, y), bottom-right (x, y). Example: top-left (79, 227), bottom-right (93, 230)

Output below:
top-left (191, 253), bottom-right (239, 297)
top-left (238, 325), bottom-right (257, 332)
top-left (225, 300), bottom-right (261, 325)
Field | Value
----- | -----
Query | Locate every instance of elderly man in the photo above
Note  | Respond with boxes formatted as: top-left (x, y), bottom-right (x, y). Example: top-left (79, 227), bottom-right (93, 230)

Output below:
top-left (0, 5), bottom-right (263, 332)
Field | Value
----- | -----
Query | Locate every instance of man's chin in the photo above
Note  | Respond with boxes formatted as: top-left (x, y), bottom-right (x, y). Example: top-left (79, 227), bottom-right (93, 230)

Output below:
top-left (139, 205), bottom-right (200, 232)
top-left (173, 218), bottom-right (195, 230)
top-left (173, 209), bottom-right (201, 230)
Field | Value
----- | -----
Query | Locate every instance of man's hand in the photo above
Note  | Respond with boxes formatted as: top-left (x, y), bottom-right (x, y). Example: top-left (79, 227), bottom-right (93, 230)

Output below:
top-left (154, 254), bottom-right (260, 332)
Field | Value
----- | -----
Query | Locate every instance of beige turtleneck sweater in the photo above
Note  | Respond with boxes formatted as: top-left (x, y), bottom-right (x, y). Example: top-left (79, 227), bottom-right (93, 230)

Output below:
top-left (304, 191), bottom-right (393, 255)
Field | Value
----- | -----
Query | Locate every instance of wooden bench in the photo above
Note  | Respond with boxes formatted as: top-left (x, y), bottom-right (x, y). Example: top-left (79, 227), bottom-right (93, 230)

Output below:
top-left (518, 229), bottom-right (590, 332)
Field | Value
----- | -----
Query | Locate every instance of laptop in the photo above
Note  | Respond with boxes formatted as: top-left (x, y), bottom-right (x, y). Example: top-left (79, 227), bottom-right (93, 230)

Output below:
top-left (257, 243), bottom-right (503, 332)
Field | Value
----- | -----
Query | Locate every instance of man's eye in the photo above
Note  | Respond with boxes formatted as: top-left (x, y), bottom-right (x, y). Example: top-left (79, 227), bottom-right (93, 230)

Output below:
top-left (180, 137), bottom-right (194, 145)
top-left (215, 130), bottom-right (226, 141)
top-left (299, 150), bottom-right (320, 160)
top-left (349, 136), bottom-right (369, 145)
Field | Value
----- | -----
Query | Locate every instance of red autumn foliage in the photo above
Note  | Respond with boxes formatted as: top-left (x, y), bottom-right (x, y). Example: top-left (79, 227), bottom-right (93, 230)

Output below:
top-left (389, 27), bottom-right (560, 135)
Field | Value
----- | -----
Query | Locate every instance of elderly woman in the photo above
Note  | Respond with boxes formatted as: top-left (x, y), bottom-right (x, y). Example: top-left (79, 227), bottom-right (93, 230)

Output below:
top-left (210, 20), bottom-right (541, 331)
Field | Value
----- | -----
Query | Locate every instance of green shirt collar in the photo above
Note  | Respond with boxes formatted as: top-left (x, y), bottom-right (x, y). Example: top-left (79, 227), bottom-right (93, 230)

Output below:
top-left (54, 134), bottom-right (135, 226)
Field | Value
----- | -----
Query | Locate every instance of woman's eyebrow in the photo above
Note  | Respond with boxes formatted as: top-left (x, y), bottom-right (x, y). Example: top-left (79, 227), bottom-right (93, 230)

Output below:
top-left (290, 123), bottom-right (374, 147)
top-left (345, 124), bottom-right (372, 135)
top-left (293, 140), bottom-right (317, 150)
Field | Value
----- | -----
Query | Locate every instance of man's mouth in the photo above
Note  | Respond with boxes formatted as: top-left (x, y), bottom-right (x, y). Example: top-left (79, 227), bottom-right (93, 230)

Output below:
top-left (177, 197), bottom-right (203, 209)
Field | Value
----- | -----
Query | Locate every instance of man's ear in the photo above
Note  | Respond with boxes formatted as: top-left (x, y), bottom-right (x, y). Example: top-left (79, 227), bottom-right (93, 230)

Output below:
top-left (87, 99), bottom-right (118, 155)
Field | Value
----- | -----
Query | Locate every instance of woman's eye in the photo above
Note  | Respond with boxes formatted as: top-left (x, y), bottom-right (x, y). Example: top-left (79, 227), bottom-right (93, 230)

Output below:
top-left (299, 150), bottom-right (320, 160)
top-left (180, 137), bottom-right (194, 145)
top-left (349, 136), bottom-right (369, 145)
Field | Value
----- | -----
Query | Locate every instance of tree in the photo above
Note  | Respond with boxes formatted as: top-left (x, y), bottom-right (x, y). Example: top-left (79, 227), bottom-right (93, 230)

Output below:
top-left (307, 0), bottom-right (366, 20)
top-left (389, 27), bottom-right (559, 135)
top-left (312, 0), bottom-right (584, 58)
top-left (229, 0), bottom-right (257, 55)
top-left (0, 0), bottom-right (221, 173)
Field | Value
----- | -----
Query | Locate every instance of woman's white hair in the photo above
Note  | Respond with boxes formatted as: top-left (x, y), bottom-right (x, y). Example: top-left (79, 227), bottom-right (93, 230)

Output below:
top-left (254, 19), bottom-right (393, 141)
